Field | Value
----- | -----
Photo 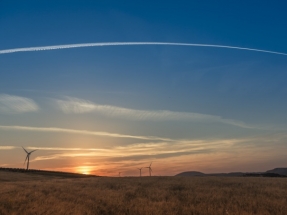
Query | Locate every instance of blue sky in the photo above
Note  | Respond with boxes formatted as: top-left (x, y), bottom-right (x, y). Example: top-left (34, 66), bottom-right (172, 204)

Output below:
top-left (0, 1), bottom-right (287, 176)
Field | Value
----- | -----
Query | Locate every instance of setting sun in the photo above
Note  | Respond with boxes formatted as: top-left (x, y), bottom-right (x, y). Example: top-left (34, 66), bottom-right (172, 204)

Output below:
top-left (76, 166), bottom-right (92, 175)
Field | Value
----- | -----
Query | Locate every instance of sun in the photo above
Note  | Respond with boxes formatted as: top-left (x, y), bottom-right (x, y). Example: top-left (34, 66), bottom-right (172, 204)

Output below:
top-left (76, 166), bottom-right (92, 175)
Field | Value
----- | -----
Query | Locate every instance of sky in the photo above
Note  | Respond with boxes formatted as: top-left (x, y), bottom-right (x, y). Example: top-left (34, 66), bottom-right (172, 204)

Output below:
top-left (1, 1), bottom-right (287, 176)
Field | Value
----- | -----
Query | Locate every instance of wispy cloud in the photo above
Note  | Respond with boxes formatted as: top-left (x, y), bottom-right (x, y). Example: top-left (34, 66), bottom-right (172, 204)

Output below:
top-left (56, 97), bottom-right (95, 113)
top-left (26, 147), bottom-right (110, 152)
top-left (29, 134), bottom-right (281, 162)
top-left (0, 146), bottom-right (16, 150)
top-left (1, 42), bottom-right (287, 56)
top-left (0, 94), bottom-right (38, 114)
top-left (0, 125), bottom-right (175, 141)
top-left (55, 97), bottom-right (268, 129)
top-left (32, 139), bottom-right (233, 161)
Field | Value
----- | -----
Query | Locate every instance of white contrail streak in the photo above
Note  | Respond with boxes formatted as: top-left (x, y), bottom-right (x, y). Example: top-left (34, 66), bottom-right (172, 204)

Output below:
top-left (0, 125), bottom-right (175, 142)
top-left (0, 42), bottom-right (287, 56)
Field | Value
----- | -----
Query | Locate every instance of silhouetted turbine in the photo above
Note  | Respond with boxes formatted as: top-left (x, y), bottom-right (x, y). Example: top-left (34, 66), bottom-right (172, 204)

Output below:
top-left (22, 147), bottom-right (37, 170)
top-left (145, 162), bottom-right (153, 176)
top-left (137, 168), bottom-right (143, 177)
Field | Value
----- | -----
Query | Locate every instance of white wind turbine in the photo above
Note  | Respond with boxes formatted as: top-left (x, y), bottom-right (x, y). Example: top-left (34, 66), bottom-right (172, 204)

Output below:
top-left (145, 162), bottom-right (153, 176)
top-left (22, 147), bottom-right (37, 170)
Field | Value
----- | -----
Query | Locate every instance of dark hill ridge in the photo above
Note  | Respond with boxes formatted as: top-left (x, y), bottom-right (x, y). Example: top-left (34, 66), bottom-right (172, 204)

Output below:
top-left (175, 171), bottom-right (244, 177)
top-left (176, 171), bottom-right (205, 176)
top-left (266, 168), bottom-right (287, 175)
top-left (0, 167), bottom-right (97, 178)
top-left (175, 168), bottom-right (287, 177)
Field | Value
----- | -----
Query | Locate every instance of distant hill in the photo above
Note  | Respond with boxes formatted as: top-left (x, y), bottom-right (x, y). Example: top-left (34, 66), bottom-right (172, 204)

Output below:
top-left (208, 172), bottom-right (244, 177)
top-left (175, 171), bottom-right (244, 177)
top-left (244, 172), bottom-right (286, 177)
top-left (175, 168), bottom-right (287, 177)
top-left (266, 168), bottom-right (287, 176)
top-left (175, 171), bottom-right (205, 176)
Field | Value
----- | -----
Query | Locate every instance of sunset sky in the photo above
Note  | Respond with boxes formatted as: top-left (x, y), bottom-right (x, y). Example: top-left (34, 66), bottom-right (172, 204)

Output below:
top-left (1, 1), bottom-right (287, 176)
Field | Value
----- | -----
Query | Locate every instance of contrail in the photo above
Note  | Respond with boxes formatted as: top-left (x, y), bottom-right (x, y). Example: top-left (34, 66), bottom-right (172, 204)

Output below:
top-left (0, 42), bottom-right (287, 56)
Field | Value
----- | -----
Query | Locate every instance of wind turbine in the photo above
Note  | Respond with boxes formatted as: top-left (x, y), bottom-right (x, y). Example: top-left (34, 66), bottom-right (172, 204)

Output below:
top-left (137, 168), bottom-right (143, 177)
top-left (22, 147), bottom-right (37, 170)
top-left (145, 162), bottom-right (153, 176)
top-left (119, 172), bottom-right (121, 177)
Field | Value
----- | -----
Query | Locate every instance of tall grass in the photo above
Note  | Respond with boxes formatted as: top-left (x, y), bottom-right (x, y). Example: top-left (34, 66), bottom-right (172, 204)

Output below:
top-left (1, 172), bottom-right (287, 214)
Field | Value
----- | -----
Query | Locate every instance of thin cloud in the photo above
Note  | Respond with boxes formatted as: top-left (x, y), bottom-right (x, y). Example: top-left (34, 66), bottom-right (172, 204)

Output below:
top-left (0, 146), bottom-right (16, 150)
top-left (0, 42), bottom-right (287, 56)
top-left (56, 97), bottom-right (95, 113)
top-left (55, 97), bottom-right (268, 129)
top-left (0, 94), bottom-right (39, 114)
top-left (1, 145), bottom-right (163, 153)
top-left (32, 139), bottom-right (230, 161)
top-left (0, 125), bottom-right (175, 142)
top-left (30, 135), bottom-right (266, 162)
top-left (26, 147), bottom-right (109, 152)
top-left (4, 134), bottom-right (280, 169)
top-left (1, 138), bottom-right (241, 163)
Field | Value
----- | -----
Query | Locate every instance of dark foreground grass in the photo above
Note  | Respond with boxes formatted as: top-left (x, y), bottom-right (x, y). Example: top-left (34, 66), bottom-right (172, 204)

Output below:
top-left (1, 171), bottom-right (287, 215)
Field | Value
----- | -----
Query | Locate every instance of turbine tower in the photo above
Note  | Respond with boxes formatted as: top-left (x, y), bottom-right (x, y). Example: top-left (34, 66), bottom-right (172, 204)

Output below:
top-left (22, 147), bottom-right (37, 170)
top-left (137, 168), bottom-right (143, 177)
top-left (119, 172), bottom-right (121, 177)
top-left (145, 162), bottom-right (153, 176)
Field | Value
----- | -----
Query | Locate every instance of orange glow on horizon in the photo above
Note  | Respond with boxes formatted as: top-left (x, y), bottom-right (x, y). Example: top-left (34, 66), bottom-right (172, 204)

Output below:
top-left (76, 166), bottom-right (93, 175)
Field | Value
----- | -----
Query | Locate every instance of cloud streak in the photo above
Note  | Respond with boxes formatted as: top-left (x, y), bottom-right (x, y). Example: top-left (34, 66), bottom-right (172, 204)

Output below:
top-left (0, 146), bottom-right (16, 150)
top-left (0, 94), bottom-right (39, 114)
top-left (55, 97), bottom-right (267, 129)
top-left (0, 125), bottom-right (175, 142)
top-left (27, 134), bottom-right (279, 163)
top-left (31, 139), bottom-right (234, 161)
top-left (26, 147), bottom-right (109, 151)
top-left (0, 42), bottom-right (287, 56)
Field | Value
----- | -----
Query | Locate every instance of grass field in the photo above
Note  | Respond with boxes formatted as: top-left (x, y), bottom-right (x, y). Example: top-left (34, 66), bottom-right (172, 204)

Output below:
top-left (1, 171), bottom-right (287, 215)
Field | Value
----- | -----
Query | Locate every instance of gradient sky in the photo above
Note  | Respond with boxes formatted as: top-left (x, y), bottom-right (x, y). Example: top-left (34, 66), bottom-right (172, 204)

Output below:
top-left (1, 1), bottom-right (287, 176)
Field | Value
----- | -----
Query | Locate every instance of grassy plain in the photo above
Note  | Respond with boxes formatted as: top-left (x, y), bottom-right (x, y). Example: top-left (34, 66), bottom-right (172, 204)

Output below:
top-left (1, 171), bottom-right (287, 215)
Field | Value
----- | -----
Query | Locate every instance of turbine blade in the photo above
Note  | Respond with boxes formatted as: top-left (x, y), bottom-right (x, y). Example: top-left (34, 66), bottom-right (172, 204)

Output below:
top-left (150, 162), bottom-right (153, 167)
top-left (29, 149), bottom-right (37, 154)
top-left (22, 146), bottom-right (28, 154)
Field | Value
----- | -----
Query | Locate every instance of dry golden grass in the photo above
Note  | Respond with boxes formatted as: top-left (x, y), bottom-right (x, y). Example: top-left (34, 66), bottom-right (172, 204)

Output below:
top-left (1, 171), bottom-right (287, 215)
top-left (0, 171), bottom-right (64, 182)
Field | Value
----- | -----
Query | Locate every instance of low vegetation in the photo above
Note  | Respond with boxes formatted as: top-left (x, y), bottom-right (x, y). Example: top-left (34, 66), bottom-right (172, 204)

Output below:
top-left (1, 171), bottom-right (287, 214)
